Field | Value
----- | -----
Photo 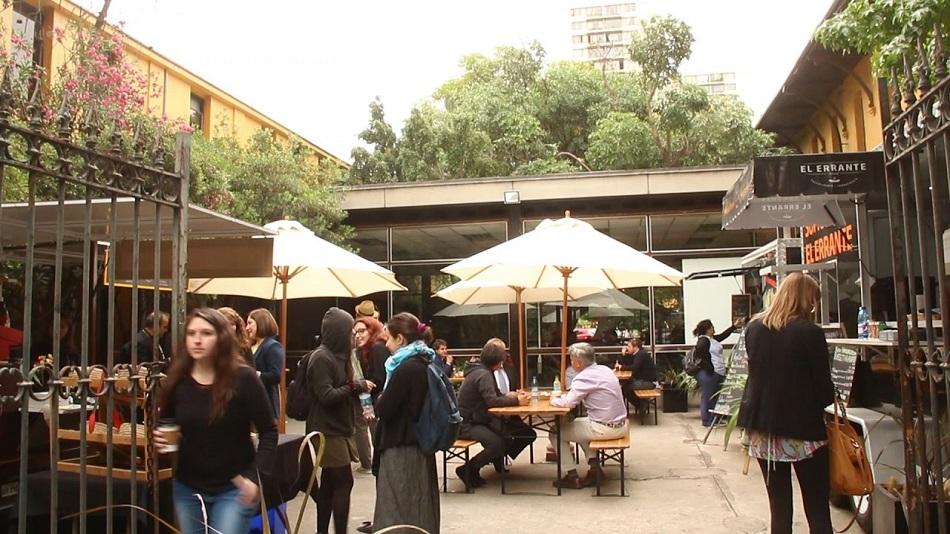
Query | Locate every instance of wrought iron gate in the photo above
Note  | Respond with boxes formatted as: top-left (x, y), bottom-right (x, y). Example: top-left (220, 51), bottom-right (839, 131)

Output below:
top-left (0, 75), bottom-right (190, 532)
top-left (882, 30), bottom-right (950, 534)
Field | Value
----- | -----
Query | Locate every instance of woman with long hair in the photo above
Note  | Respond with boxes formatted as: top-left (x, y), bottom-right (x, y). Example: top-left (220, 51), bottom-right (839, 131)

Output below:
top-left (155, 308), bottom-right (277, 534)
top-left (246, 308), bottom-right (284, 418)
top-left (218, 307), bottom-right (254, 368)
top-left (372, 312), bottom-right (439, 534)
top-left (738, 272), bottom-right (835, 534)
top-left (352, 316), bottom-right (386, 471)
top-left (692, 317), bottom-right (740, 427)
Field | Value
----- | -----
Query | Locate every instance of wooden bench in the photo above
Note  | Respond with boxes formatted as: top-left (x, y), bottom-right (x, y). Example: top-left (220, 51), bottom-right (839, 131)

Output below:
top-left (590, 435), bottom-right (631, 497)
top-left (441, 439), bottom-right (478, 493)
top-left (633, 389), bottom-right (660, 425)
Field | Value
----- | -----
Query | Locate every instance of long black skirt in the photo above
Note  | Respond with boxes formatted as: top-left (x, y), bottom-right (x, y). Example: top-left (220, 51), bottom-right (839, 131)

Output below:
top-left (373, 445), bottom-right (440, 534)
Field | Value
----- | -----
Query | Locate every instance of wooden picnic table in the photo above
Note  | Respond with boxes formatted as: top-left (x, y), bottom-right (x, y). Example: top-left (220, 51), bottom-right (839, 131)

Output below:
top-left (614, 369), bottom-right (631, 381)
top-left (489, 397), bottom-right (572, 495)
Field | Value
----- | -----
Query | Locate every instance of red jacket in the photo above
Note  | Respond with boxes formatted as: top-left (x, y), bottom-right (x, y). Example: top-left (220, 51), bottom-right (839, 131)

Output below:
top-left (0, 325), bottom-right (23, 361)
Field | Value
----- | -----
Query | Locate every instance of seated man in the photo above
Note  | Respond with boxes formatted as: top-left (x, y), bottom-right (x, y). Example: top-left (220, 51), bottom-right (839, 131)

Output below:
top-left (550, 342), bottom-right (628, 489)
top-left (456, 340), bottom-right (536, 489)
top-left (617, 338), bottom-right (658, 404)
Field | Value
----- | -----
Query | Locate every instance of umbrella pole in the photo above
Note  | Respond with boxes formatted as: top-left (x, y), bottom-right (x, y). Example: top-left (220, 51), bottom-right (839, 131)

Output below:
top-left (558, 267), bottom-right (576, 387)
top-left (515, 286), bottom-right (526, 390)
top-left (278, 268), bottom-right (289, 434)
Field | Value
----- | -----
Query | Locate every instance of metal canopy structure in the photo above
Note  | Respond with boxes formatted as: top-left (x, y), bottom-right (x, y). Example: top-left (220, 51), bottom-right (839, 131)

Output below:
top-left (722, 152), bottom-right (884, 230)
top-left (0, 197), bottom-right (274, 266)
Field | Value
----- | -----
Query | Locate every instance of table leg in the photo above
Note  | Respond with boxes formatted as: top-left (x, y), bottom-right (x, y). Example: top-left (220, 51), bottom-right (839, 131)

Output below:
top-left (500, 451), bottom-right (506, 495)
top-left (555, 416), bottom-right (562, 496)
top-left (528, 415), bottom-right (534, 464)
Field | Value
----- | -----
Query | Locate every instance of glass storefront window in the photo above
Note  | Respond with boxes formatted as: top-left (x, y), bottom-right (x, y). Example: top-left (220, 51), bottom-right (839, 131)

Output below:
top-left (391, 222), bottom-right (507, 261)
top-left (350, 227), bottom-right (388, 262)
top-left (650, 213), bottom-right (775, 250)
top-left (524, 216), bottom-right (647, 251)
top-left (653, 256), bottom-right (685, 345)
top-left (525, 287), bottom-right (650, 348)
top-left (391, 264), bottom-right (508, 348)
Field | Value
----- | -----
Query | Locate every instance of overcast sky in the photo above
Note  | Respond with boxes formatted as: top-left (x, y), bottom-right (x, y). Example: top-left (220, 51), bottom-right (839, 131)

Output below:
top-left (81, 0), bottom-right (832, 161)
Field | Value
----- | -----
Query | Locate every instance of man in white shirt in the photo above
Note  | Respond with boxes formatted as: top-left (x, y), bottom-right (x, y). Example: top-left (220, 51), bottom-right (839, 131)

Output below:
top-left (486, 337), bottom-right (512, 394)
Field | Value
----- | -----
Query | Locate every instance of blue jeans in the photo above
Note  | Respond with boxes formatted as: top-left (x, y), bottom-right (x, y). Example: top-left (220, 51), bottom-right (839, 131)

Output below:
top-left (173, 479), bottom-right (256, 534)
top-left (697, 369), bottom-right (724, 426)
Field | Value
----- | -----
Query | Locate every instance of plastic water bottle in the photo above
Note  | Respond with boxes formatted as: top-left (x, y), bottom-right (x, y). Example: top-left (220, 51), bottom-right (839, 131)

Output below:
top-left (857, 306), bottom-right (870, 339)
top-left (359, 392), bottom-right (375, 419)
top-left (531, 376), bottom-right (539, 405)
top-left (552, 375), bottom-right (561, 397)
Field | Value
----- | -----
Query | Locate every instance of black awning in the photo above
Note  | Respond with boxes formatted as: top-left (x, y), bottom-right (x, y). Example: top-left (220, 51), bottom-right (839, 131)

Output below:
top-left (685, 267), bottom-right (759, 281)
top-left (722, 152), bottom-right (884, 230)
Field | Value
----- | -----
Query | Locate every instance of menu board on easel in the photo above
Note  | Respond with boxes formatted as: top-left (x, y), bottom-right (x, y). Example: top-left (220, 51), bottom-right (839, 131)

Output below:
top-left (731, 294), bottom-right (752, 325)
top-left (830, 345), bottom-right (859, 402)
top-left (710, 331), bottom-right (748, 417)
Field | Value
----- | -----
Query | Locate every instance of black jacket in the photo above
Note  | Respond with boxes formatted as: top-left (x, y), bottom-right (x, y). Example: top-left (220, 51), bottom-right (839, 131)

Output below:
top-left (374, 351), bottom-right (429, 461)
top-left (118, 330), bottom-right (166, 365)
top-left (457, 362), bottom-right (517, 432)
top-left (738, 318), bottom-right (835, 441)
top-left (254, 337), bottom-right (285, 417)
top-left (306, 308), bottom-right (361, 437)
top-left (694, 325), bottom-right (737, 375)
top-left (367, 340), bottom-right (390, 404)
top-left (627, 349), bottom-right (658, 382)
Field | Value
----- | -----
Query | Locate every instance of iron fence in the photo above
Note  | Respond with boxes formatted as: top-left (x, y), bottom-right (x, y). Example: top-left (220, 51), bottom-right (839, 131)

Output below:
top-left (0, 73), bottom-right (190, 533)
top-left (882, 29), bottom-right (950, 534)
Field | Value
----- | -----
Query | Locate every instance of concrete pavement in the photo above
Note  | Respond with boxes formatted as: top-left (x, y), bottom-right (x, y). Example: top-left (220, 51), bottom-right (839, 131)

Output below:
top-left (282, 409), bottom-right (862, 533)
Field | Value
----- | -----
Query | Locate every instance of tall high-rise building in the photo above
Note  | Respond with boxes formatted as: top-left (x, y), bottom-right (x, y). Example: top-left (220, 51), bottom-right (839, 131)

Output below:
top-left (570, 3), bottom-right (638, 73)
top-left (682, 72), bottom-right (738, 95)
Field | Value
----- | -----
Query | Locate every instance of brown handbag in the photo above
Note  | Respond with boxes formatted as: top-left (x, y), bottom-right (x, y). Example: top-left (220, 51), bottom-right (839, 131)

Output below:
top-left (826, 398), bottom-right (873, 496)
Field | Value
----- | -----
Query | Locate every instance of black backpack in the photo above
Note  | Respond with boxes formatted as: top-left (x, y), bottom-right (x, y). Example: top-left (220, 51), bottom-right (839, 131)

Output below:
top-left (414, 356), bottom-right (462, 454)
top-left (286, 350), bottom-right (316, 421)
top-left (685, 347), bottom-right (702, 377)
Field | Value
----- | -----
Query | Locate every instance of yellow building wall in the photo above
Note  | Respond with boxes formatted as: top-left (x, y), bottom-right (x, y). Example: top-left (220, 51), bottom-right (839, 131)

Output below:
top-left (6, 0), bottom-right (343, 167)
top-left (795, 57), bottom-right (883, 155)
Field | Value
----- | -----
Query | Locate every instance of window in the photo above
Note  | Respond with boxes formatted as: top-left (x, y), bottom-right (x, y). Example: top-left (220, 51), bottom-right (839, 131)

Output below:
top-left (650, 213), bottom-right (775, 250)
top-left (572, 35), bottom-right (584, 44)
top-left (571, 8), bottom-right (583, 17)
top-left (709, 72), bottom-right (724, 82)
top-left (606, 5), bottom-right (620, 15)
top-left (618, 59), bottom-right (625, 70)
top-left (624, 3), bottom-right (636, 12)
top-left (350, 227), bottom-right (388, 261)
top-left (189, 93), bottom-right (205, 131)
top-left (587, 6), bottom-right (603, 16)
top-left (11, 2), bottom-right (42, 70)
top-left (571, 21), bottom-right (584, 30)
top-left (391, 222), bottom-right (507, 261)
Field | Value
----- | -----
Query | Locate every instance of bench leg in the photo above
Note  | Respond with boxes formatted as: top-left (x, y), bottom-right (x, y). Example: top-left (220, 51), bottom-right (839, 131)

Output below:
top-left (620, 449), bottom-right (626, 497)
top-left (652, 399), bottom-right (658, 425)
top-left (442, 450), bottom-right (448, 493)
top-left (596, 450), bottom-right (603, 496)
top-left (465, 447), bottom-right (473, 494)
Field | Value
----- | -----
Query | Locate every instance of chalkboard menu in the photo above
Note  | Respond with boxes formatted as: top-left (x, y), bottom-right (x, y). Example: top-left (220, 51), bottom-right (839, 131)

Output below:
top-left (711, 331), bottom-right (748, 417)
top-left (830, 345), bottom-right (859, 402)
top-left (731, 294), bottom-right (752, 325)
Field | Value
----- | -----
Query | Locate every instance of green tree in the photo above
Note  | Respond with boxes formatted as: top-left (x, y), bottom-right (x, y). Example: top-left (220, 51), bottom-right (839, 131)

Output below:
top-left (629, 15), bottom-right (694, 101)
top-left (190, 130), bottom-right (352, 245)
top-left (586, 112), bottom-right (660, 169)
top-left (349, 98), bottom-right (399, 183)
top-left (815, 0), bottom-right (949, 76)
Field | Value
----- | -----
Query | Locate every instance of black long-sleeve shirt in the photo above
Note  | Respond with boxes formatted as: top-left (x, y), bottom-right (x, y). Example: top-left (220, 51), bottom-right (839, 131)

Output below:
top-left (164, 366), bottom-right (277, 494)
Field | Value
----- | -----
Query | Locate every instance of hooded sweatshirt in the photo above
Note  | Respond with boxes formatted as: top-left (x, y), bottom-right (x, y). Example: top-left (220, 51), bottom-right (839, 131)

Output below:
top-left (306, 307), bottom-right (360, 437)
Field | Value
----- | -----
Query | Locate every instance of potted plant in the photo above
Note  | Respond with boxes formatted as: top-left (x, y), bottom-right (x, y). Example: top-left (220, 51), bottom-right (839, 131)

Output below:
top-left (660, 368), bottom-right (695, 413)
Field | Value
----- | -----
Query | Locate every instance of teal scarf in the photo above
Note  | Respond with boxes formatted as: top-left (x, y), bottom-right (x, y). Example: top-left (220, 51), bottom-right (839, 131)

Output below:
top-left (384, 340), bottom-right (434, 388)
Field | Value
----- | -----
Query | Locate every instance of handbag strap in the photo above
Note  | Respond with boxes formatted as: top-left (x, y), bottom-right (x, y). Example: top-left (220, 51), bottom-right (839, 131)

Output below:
top-left (833, 495), bottom-right (864, 533)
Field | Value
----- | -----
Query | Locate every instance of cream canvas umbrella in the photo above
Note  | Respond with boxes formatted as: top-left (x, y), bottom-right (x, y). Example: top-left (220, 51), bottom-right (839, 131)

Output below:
top-left (434, 279), bottom-right (602, 388)
top-left (443, 213), bottom-right (684, 385)
top-left (188, 219), bottom-right (406, 430)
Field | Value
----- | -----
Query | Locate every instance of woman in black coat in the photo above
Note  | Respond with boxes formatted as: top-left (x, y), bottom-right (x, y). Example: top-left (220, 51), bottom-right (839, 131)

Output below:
top-left (246, 308), bottom-right (284, 418)
top-left (738, 272), bottom-right (835, 534)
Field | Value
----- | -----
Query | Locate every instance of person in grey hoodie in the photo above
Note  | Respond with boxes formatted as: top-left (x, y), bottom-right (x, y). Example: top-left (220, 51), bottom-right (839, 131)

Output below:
top-left (306, 307), bottom-right (373, 534)
top-left (455, 340), bottom-right (535, 489)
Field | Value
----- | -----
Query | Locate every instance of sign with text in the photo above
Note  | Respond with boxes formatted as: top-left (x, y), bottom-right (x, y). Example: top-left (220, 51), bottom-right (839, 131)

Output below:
top-left (731, 294), bottom-right (752, 325)
top-left (711, 331), bottom-right (748, 417)
top-left (830, 345), bottom-right (859, 402)
top-left (803, 224), bottom-right (858, 264)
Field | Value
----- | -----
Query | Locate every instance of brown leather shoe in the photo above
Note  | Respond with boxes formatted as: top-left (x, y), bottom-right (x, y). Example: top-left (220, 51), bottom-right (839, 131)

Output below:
top-left (552, 471), bottom-right (583, 489)
top-left (580, 466), bottom-right (604, 488)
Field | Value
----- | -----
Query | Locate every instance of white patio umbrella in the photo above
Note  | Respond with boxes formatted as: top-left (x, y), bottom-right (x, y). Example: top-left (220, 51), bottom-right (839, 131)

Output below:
top-left (443, 213), bottom-right (684, 385)
top-left (188, 219), bottom-right (406, 430)
top-left (435, 303), bottom-right (529, 317)
top-left (542, 288), bottom-right (649, 311)
top-left (434, 279), bottom-right (602, 388)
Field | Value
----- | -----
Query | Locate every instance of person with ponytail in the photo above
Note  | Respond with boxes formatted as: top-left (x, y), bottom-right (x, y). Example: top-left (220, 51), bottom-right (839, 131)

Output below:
top-left (156, 308), bottom-right (277, 534)
top-left (371, 312), bottom-right (440, 533)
